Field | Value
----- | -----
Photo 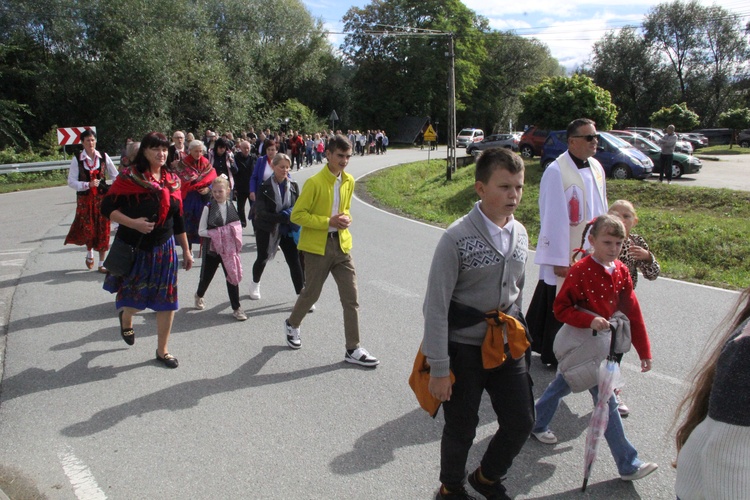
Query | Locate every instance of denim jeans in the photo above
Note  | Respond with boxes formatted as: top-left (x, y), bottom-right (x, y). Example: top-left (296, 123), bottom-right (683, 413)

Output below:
top-left (440, 343), bottom-right (534, 487)
top-left (533, 373), bottom-right (642, 476)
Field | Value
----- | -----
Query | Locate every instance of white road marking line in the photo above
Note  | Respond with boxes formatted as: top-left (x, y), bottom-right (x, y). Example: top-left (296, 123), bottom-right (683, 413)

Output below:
top-left (368, 279), bottom-right (422, 299)
top-left (57, 447), bottom-right (107, 500)
top-left (0, 259), bottom-right (25, 267)
top-left (0, 249), bottom-right (33, 255)
top-left (621, 361), bottom-right (688, 387)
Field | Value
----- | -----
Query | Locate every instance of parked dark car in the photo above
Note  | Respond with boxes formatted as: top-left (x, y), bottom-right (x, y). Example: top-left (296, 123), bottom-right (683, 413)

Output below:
top-left (540, 131), bottom-right (653, 180)
top-left (518, 126), bottom-right (548, 158)
top-left (609, 131), bottom-right (702, 178)
top-left (737, 129), bottom-right (750, 148)
top-left (691, 128), bottom-right (732, 146)
top-left (466, 133), bottom-right (519, 155)
top-left (680, 133), bottom-right (708, 150)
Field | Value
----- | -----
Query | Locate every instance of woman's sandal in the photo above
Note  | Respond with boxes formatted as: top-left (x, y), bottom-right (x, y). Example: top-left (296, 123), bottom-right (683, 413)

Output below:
top-left (118, 310), bottom-right (135, 346)
top-left (85, 256), bottom-right (95, 270)
top-left (155, 350), bottom-right (179, 368)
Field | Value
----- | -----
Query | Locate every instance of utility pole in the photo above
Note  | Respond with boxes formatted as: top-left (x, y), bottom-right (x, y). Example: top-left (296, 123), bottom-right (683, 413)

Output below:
top-left (446, 34), bottom-right (457, 181)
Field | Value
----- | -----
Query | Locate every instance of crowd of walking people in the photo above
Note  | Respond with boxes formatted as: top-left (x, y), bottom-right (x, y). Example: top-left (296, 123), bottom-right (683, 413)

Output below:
top-left (62, 120), bottom-right (748, 499)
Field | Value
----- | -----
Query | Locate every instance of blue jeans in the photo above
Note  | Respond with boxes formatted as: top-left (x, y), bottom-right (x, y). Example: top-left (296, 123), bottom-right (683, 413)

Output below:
top-left (533, 373), bottom-right (642, 476)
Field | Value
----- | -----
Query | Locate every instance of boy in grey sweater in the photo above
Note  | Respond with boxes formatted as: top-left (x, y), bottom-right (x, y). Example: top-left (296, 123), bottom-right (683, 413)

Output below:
top-left (422, 148), bottom-right (534, 500)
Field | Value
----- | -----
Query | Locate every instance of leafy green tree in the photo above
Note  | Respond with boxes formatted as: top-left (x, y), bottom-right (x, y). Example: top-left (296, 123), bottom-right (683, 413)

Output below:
top-left (644, 0), bottom-right (749, 126)
top-left (0, 99), bottom-right (32, 149)
top-left (341, 0), bottom-right (488, 132)
top-left (649, 103), bottom-right (700, 131)
top-left (519, 74), bottom-right (617, 131)
top-left (589, 27), bottom-right (676, 127)
top-left (718, 108), bottom-right (750, 148)
top-left (466, 32), bottom-right (562, 133)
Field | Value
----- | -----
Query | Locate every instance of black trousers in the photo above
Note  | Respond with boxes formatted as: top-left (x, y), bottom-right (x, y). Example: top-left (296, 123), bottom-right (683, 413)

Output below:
top-left (235, 192), bottom-right (251, 227)
top-left (659, 153), bottom-right (674, 182)
top-left (252, 228), bottom-right (304, 294)
top-left (197, 252), bottom-right (240, 310)
top-left (440, 342), bottom-right (534, 487)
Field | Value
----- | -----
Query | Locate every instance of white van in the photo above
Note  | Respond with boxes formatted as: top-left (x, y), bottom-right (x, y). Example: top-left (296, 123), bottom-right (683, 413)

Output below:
top-left (456, 128), bottom-right (484, 148)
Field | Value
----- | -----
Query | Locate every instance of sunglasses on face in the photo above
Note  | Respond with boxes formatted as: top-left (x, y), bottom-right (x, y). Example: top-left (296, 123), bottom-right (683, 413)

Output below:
top-left (572, 134), bottom-right (600, 142)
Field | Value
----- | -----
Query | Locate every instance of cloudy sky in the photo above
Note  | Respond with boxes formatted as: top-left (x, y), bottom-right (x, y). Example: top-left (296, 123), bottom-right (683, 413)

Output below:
top-left (302, 0), bottom-right (750, 70)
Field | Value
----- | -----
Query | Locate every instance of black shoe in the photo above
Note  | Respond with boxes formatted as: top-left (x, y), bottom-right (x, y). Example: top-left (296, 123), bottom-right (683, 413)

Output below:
top-left (436, 485), bottom-right (477, 500)
top-left (119, 310), bottom-right (135, 346)
top-left (468, 469), bottom-right (510, 500)
top-left (155, 350), bottom-right (179, 368)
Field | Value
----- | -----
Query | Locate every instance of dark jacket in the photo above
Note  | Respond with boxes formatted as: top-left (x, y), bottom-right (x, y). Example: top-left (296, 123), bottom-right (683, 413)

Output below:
top-left (234, 152), bottom-right (255, 194)
top-left (254, 176), bottom-right (300, 234)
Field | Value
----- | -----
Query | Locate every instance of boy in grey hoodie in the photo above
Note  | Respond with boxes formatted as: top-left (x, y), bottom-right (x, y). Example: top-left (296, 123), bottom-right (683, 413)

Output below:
top-left (422, 148), bottom-right (533, 500)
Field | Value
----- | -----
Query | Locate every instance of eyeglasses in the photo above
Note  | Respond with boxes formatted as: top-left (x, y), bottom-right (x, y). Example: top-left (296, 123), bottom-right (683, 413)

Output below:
top-left (571, 134), bottom-right (599, 142)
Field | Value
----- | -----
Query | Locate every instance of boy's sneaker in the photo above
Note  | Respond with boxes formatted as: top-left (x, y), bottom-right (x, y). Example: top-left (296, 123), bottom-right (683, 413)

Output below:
top-left (616, 391), bottom-right (630, 417)
top-left (620, 462), bottom-right (658, 481)
top-left (194, 294), bottom-right (205, 310)
top-left (345, 347), bottom-right (380, 367)
top-left (232, 308), bottom-right (247, 321)
top-left (468, 469), bottom-right (510, 500)
top-left (532, 430), bottom-right (558, 444)
top-left (285, 320), bottom-right (301, 349)
top-left (249, 281), bottom-right (261, 300)
top-left (435, 485), bottom-right (477, 500)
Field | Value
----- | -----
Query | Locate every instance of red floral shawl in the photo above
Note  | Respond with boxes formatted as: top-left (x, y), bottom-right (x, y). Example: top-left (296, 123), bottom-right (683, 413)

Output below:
top-left (173, 155), bottom-right (217, 194)
top-left (106, 167), bottom-right (182, 226)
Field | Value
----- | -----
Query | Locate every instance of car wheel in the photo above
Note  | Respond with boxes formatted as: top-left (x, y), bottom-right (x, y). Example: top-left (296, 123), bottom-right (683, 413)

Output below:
top-left (611, 164), bottom-right (631, 180)
top-left (541, 158), bottom-right (553, 169)
top-left (741, 140), bottom-right (750, 148)
top-left (520, 145), bottom-right (534, 158)
top-left (672, 162), bottom-right (684, 178)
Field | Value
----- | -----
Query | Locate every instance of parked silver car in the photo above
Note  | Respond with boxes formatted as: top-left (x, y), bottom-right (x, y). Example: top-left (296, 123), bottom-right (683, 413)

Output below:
top-left (466, 133), bottom-right (519, 156)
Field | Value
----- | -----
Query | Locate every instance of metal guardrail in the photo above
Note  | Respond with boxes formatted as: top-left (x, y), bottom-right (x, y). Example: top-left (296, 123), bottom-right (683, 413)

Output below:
top-left (0, 158), bottom-right (120, 174)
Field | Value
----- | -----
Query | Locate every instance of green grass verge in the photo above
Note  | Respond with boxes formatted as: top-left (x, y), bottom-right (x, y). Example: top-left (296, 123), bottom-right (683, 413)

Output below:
top-left (360, 158), bottom-right (750, 290)
top-left (0, 170), bottom-right (68, 193)
top-left (698, 145), bottom-right (750, 155)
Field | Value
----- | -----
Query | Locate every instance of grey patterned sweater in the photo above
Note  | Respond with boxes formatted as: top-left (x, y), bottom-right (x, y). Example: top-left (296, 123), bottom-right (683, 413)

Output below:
top-left (422, 202), bottom-right (528, 378)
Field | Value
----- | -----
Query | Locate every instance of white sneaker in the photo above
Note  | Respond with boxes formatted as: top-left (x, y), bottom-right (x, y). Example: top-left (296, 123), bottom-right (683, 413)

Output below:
top-left (285, 320), bottom-right (301, 349)
top-left (616, 391), bottom-right (630, 417)
top-left (232, 308), bottom-right (247, 321)
top-left (249, 281), bottom-right (261, 300)
top-left (309, 303), bottom-right (316, 312)
top-left (345, 347), bottom-right (379, 367)
top-left (621, 462), bottom-right (658, 481)
top-left (532, 430), bottom-right (558, 444)
top-left (194, 294), bottom-right (205, 310)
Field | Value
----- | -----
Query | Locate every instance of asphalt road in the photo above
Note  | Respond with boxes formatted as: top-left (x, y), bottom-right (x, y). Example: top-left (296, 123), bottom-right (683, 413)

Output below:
top-left (0, 148), bottom-right (741, 499)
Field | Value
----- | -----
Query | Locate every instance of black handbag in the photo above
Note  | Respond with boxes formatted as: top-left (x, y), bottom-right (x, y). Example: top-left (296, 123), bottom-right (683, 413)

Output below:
top-left (103, 238), bottom-right (136, 277)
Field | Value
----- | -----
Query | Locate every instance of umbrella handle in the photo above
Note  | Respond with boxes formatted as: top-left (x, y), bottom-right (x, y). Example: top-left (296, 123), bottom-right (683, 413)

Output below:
top-left (608, 323), bottom-right (617, 358)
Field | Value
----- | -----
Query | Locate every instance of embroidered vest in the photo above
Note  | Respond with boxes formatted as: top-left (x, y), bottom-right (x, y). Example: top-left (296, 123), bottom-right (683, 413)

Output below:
top-left (76, 150), bottom-right (106, 196)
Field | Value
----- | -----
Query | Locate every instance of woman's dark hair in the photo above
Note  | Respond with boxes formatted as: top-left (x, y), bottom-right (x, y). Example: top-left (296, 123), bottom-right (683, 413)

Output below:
top-left (263, 139), bottom-right (277, 152)
top-left (213, 137), bottom-right (229, 152)
top-left (80, 129), bottom-right (97, 140)
top-left (133, 132), bottom-right (170, 173)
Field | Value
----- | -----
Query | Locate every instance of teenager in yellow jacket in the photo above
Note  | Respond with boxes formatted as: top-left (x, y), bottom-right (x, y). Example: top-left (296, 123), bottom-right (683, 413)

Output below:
top-left (284, 134), bottom-right (379, 367)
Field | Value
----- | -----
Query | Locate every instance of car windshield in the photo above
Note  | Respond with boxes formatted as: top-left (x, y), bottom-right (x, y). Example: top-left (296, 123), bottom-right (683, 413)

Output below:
top-left (633, 136), bottom-right (660, 152)
top-left (601, 132), bottom-right (634, 149)
top-left (458, 130), bottom-right (473, 137)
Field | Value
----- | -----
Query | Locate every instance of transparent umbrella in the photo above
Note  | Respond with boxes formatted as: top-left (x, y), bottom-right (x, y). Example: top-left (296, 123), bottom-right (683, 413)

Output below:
top-left (581, 324), bottom-right (621, 492)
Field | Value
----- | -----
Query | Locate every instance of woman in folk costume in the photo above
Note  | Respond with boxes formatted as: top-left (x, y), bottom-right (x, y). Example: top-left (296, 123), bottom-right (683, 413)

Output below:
top-left (173, 140), bottom-right (217, 252)
top-left (64, 129), bottom-right (119, 273)
top-left (248, 153), bottom-right (304, 302)
top-left (102, 132), bottom-right (193, 368)
top-left (526, 118), bottom-right (609, 367)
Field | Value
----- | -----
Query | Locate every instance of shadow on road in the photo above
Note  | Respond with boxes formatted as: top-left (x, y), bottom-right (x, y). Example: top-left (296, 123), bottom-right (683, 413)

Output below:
top-left (60, 345), bottom-right (345, 437)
